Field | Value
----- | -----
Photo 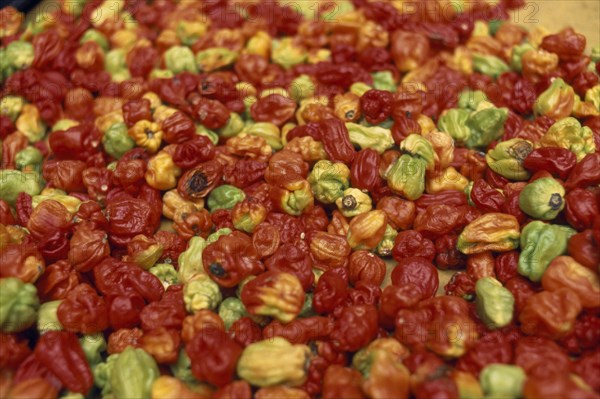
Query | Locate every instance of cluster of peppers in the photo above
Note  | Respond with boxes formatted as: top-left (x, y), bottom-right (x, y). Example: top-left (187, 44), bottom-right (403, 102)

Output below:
top-left (1, 0), bottom-right (600, 398)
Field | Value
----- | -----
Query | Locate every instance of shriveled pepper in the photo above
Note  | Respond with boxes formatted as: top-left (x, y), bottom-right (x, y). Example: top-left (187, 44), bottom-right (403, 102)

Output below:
top-left (438, 108), bottom-right (472, 145)
top-left (400, 133), bottom-right (436, 171)
top-left (164, 46), bottom-right (197, 74)
top-left (34, 331), bottom-right (93, 394)
top-left (345, 122), bottom-right (394, 154)
top-left (241, 271), bottom-right (305, 323)
top-left (534, 78), bottom-right (575, 120)
top-left (307, 160), bottom-right (350, 204)
top-left (101, 123), bottom-right (135, 160)
top-left (128, 120), bottom-right (163, 154)
top-left (149, 263), bottom-right (180, 289)
top-left (518, 221), bottom-right (576, 282)
top-left (519, 177), bottom-right (565, 220)
top-left (486, 138), bottom-right (533, 181)
top-left (237, 338), bottom-right (311, 387)
top-left (218, 297), bottom-right (248, 330)
top-left (539, 117), bottom-right (596, 161)
top-left (207, 185), bottom-right (246, 211)
top-left (465, 103), bottom-right (509, 149)
top-left (183, 274), bottom-right (223, 313)
top-left (0, 170), bottom-right (43, 206)
top-left (335, 188), bottom-right (372, 217)
top-left (0, 277), bottom-right (39, 332)
top-left (457, 213), bottom-right (520, 254)
top-left (346, 210), bottom-right (388, 250)
top-left (386, 154), bottom-right (427, 200)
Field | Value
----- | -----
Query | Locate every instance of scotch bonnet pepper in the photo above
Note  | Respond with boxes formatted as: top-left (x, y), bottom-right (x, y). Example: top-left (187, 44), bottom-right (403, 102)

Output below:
top-left (307, 160), bottom-right (350, 204)
top-left (480, 364), bottom-right (526, 399)
top-left (237, 338), bottom-right (311, 387)
top-left (386, 153), bottom-right (427, 200)
top-left (518, 221), bottom-right (576, 282)
top-left (539, 117), bottom-right (596, 161)
top-left (485, 138), bottom-right (533, 181)
top-left (457, 213), bottom-right (520, 254)
top-left (0, 277), bottom-right (39, 332)
top-left (345, 122), bottom-right (394, 154)
top-left (475, 277), bottom-right (515, 330)
top-left (207, 184), bottom-right (246, 211)
top-left (519, 177), bottom-right (565, 220)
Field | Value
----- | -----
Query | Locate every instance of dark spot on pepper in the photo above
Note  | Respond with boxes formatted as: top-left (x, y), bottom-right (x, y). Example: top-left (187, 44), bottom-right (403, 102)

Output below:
top-left (187, 171), bottom-right (208, 194)
top-left (209, 263), bottom-right (226, 277)
top-left (345, 110), bottom-right (355, 119)
top-left (342, 195), bottom-right (357, 210)
top-left (508, 141), bottom-right (533, 162)
top-left (548, 193), bottom-right (563, 210)
top-left (144, 127), bottom-right (154, 138)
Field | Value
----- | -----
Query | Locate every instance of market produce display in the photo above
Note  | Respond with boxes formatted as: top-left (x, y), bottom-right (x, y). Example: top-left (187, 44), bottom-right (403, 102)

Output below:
top-left (1, 0), bottom-right (599, 397)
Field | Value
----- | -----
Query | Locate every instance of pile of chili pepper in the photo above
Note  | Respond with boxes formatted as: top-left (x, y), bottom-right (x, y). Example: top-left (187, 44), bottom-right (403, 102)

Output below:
top-left (1, 0), bottom-right (600, 397)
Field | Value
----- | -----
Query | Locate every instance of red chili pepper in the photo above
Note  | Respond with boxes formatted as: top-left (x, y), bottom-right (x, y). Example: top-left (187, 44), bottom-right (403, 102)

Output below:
top-left (34, 331), bottom-right (93, 394)
top-left (317, 118), bottom-right (356, 164)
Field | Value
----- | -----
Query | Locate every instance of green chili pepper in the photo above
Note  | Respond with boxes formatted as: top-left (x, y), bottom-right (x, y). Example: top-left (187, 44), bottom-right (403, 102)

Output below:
top-left (170, 350), bottom-right (197, 385)
top-left (218, 297), bottom-right (248, 329)
top-left (110, 347), bottom-right (159, 399)
top-left (307, 160), bottom-right (351, 204)
top-left (465, 103), bottom-right (509, 149)
top-left (386, 154), bottom-right (427, 201)
top-left (196, 124), bottom-right (219, 145)
top-left (458, 89), bottom-right (488, 110)
top-left (472, 53), bottom-right (510, 78)
top-left (518, 221), bottom-right (576, 282)
top-left (104, 48), bottom-right (127, 74)
top-left (243, 122), bottom-right (282, 150)
top-left (208, 228), bottom-right (232, 244)
top-left (0, 170), bottom-right (43, 206)
top-left (0, 95), bottom-right (25, 121)
top-left (183, 274), bottom-right (222, 313)
top-left (52, 119), bottom-right (79, 132)
top-left (298, 293), bottom-right (316, 317)
top-left (196, 47), bottom-right (238, 72)
top-left (335, 188), bottom-right (372, 217)
top-left (376, 224), bottom-right (398, 257)
top-left (464, 181), bottom-right (475, 206)
top-left (289, 74), bottom-right (315, 102)
top-left (485, 138), bottom-right (533, 181)
top-left (400, 133), bottom-right (436, 171)
top-left (271, 38), bottom-right (307, 69)
top-left (102, 122), bottom-right (135, 159)
top-left (37, 300), bottom-right (63, 334)
top-left (519, 177), bottom-right (565, 220)
top-left (585, 85), bottom-right (600, 111)
top-left (0, 48), bottom-right (15, 82)
top-left (350, 82), bottom-right (372, 97)
top-left (437, 108), bottom-right (471, 144)
top-left (0, 278), bottom-right (39, 333)
top-left (207, 185), bottom-right (246, 211)
top-left (178, 236), bottom-right (208, 284)
top-left (80, 29), bottom-right (109, 52)
top-left (150, 69), bottom-right (174, 79)
top-left (79, 333), bottom-right (107, 367)
top-left (346, 123), bottom-right (394, 154)
top-left (371, 71), bottom-right (396, 92)
top-left (480, 364), bottom-right (526, 399)
top-left (6, 41), bottom-right (35, 70)
top-left (149, 263), bottom-right (180, 289)
top-left (510, 43), bottom-right (535, 72)
top-left (164, 46), bottom-right (198, 74)
top-left (216, 112), bottom-right (243, 138)
top-left (15, 146), bottom-right (43, 172)
top-left (475, 277), bottom-right (515, 330)
top-left (93, 352), bottom-right (119, 396)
